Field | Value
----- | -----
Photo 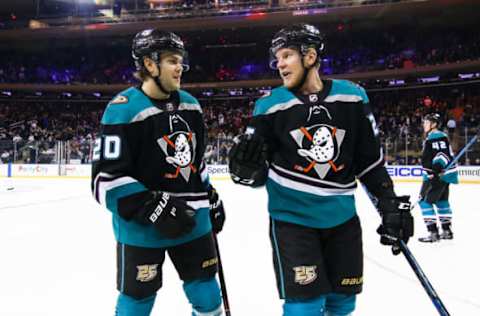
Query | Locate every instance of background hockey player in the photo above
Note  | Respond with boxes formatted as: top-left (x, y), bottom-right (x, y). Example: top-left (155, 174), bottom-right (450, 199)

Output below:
top-left (91, 29), bottom-right (226, 316)
top-left (228, 24), bottom-right (414, 316)
top-left (418, 113), bottom-right (458, 242)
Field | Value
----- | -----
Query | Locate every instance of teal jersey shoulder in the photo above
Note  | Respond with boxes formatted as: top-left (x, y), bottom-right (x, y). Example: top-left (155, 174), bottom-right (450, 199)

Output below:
top-left (253, 86), bottom-right (300, 116)
top-left (178, 89), bottom-right (200, 106)
top-left (427, 130), bottom-right (448, 141)
top-left (101, 87), bottom-right (154, 125)
top-left (328, 79), bottom-right (369, 104)
top-left (101, 88), bottom-right (201, 125)
top-left (253, 79), bottom-right (368, 117)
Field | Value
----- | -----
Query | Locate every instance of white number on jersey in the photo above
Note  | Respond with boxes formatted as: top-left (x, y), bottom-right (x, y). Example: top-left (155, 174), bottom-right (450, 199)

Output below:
top-left (92, 135), bottom-right (121, 161)
top-left (432, 141), bottom-right (447, 150)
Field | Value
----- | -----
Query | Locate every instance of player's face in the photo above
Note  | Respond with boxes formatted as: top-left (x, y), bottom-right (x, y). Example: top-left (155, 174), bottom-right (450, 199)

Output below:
top-left (275, 48), bottom-right (304, 89)
top-left (423, 120), bottom-right (433, 133)
top-left (159, 52), bottom-right (184, 91)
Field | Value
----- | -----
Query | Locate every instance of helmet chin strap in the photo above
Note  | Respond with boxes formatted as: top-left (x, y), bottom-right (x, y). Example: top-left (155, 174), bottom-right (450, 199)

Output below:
top-left (153, 75), bottom-right (170, 96)
top-left (291, 57), bottom-right (314, 93)
top-left (153, 66), bottom-right (171, 96)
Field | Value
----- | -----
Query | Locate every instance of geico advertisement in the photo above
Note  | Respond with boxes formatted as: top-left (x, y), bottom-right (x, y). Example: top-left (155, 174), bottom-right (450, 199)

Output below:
top-left (386, 165), bottom-right (480, 181)
top-left (386, 166), bottom-right (424, 178)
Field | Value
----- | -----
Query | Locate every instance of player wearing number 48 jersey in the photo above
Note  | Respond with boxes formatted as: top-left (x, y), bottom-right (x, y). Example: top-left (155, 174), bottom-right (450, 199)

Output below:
top-left (418, 113), bottom-right (458, 243)
top-left (229, 24), bottom-right (414, 316)
top-left (91, 29), bottom-right (225, 316)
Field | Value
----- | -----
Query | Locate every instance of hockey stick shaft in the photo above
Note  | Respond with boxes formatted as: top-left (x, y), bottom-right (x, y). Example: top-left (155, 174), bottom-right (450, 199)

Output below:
top-left (445, 134), bottom-right (478, 170)
top-left (398, 241), bottom-right (450, 316)
top-left (213, 233), bottom-right (231, 316)
top-left (362, 186), bottom-right (450, 315)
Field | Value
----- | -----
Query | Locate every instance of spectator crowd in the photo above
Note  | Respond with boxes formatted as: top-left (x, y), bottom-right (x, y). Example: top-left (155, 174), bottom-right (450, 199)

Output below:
top-left (1, 85), bottom-right (479, 165)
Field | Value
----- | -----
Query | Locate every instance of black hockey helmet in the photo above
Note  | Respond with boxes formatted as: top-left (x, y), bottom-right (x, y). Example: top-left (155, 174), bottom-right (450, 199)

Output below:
top-left (132, 29), bottom-right (190, 72)
top-left (269, 23), bottom-right (325, 69)
top-left (424, 113), bottom-right (441, 127)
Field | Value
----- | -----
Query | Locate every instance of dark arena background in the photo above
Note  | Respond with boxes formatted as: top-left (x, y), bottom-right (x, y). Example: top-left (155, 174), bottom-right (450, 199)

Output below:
top-left (0, 1), bottom-right (479, 315)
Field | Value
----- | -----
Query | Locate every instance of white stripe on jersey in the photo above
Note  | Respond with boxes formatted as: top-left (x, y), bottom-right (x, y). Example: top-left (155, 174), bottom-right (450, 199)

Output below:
top-left (93, 172), bottom-right (115, 202)
top-left (433, 152), bottom-right (450, 167)
top-left (324, 94), bottom-right (363, 103)
top-left (130, 106), bottom-right (163, 123)
top-left (356, 150), bottom-right (384, 178)
top-left (179, 103), bottom-right (202, 113)
top-left (166, 191), bottom-right (208, 198)
top-left (264, 98), bottom-right (302, 115)
top-left (98, 175), bottom-right (139, 207)
top-left (186, 199), bottom-right (210, 209)
top-left (272, 163), bottom-right (357, 188)
top-left (268, 168), bottom-right (356, 196)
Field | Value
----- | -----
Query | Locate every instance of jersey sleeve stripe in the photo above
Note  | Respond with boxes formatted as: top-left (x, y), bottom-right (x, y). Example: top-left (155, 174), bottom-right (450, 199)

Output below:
top-left (269, 168), bottom-right (356, 196)
top-left (433, 152), bottom-right (450, 167)
top-left (356, 151), bottom-right (384, 178)
top-left (94, 174), bottom-right (147, 212)
top-left (271, 163), bottom-right (357, 188)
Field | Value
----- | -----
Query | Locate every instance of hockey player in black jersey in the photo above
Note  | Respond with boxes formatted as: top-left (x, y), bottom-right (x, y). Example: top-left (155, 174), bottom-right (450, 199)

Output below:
top-left (91, 29), bottom-right (225, 316)
top-left (229, 24), bottom-right (414, 316)
top-left (418, 113), bottom-right (458, 243)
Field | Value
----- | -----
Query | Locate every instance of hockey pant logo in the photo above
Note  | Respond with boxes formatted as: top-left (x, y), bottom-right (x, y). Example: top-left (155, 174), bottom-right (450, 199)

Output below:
top-left (136, 264), bottom-right (159, 282)
top-left (293, 265), bottom-right (317, 285)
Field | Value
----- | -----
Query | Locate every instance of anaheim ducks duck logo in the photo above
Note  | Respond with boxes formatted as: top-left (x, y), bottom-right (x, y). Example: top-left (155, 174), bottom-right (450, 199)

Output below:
top-left (157, 114), bottom-right (197, 181)
top-left (290, 124), bottom-right (345, 179)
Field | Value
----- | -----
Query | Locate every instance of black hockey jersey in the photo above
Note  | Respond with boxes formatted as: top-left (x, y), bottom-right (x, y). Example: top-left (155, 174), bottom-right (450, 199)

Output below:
top-left (91, 87), bottom-right (212, 247)
top-left (249, 79), bottom-right (385, 228)
top-left (421, 130), bottom-right (459, 184)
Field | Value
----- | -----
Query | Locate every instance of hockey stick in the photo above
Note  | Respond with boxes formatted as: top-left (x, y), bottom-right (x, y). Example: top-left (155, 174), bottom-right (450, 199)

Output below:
top-left (213, 233), bottom-right (231, 316)
top-left (397, 240), bottom-right (450, 316)
top-left (410, 133), bottom-right (479, 211)
top-left (362, 186), bottom-right (450, 316)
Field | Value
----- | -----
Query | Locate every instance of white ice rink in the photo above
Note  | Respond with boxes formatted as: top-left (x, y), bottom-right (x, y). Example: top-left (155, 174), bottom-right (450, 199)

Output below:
top-left (1, 178), bottom-right (479, 316)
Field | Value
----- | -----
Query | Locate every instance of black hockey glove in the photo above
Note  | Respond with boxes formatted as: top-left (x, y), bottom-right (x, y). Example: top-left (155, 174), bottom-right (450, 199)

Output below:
top-left (229, 133), bottom-right (268, 187)
top-left (377, 196), bottom-right (414, 255)
top-left (207, 186), bottom-right (225, 234)
top-left (136, 192), bottom-right (196, 239)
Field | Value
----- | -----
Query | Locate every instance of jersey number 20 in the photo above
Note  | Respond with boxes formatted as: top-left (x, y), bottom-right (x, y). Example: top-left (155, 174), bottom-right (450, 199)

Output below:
top-left (92, 135), bottom-right (121, 161)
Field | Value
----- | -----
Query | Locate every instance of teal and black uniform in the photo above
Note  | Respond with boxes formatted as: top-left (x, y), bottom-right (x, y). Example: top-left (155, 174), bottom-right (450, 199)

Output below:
top-left (91, 86), bottom-right (221, 316)
top-left (251, 79), bottom-right (386, 229)
top-left (419, 129), bottom-right (458, 232)
top-left (243, 79), bottom-right (395, 303)
top-left (92, 87), bottom-right (212, 248)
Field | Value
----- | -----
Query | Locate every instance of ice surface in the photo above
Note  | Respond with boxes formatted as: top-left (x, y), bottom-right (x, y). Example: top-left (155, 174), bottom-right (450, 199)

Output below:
top-left (0, 178), bottom-right (478, 315)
